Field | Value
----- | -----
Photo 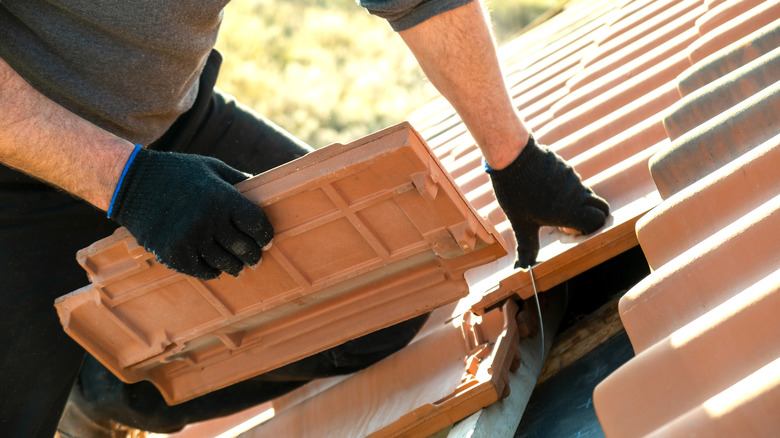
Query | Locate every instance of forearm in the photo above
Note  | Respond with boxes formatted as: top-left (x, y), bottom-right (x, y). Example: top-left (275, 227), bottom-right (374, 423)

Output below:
top-left (398, 0), bottom-right (529, 170)
top-left (0, 56), bottom-right (133, 211)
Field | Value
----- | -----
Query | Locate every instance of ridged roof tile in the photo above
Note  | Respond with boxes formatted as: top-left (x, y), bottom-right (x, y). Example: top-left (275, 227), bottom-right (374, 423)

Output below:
top-left (594, 1), bottom-right (780, 435)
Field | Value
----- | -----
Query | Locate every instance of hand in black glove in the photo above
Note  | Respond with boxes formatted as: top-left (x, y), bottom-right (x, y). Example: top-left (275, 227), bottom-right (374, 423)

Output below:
top-left (108, 146), bottom-right (273, 280)
top-left (487, 136), bottom-right (610, 269)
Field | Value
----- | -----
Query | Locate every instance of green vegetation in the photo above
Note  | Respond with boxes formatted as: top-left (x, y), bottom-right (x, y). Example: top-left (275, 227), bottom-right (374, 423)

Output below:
top-left (214, 0), bottom-right (560, 148)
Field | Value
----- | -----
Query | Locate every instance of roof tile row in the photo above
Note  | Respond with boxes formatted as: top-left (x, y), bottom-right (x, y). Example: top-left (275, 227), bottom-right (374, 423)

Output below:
top-left (594, 1), bottom-right (780, 435)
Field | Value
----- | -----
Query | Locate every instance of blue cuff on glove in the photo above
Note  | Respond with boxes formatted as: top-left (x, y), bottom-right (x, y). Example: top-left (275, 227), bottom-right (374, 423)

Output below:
top-left (107, 144), bottom-right (142, 218)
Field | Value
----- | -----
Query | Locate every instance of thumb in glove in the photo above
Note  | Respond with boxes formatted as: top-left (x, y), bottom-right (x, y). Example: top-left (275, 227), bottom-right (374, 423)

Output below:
top-left (108, 145), bottom-right (273, 280)
top-left (487, 136), bottom-right (610, 269)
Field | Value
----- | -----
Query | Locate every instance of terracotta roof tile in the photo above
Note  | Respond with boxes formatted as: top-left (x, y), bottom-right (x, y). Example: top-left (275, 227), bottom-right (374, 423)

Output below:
top-left (55, 124), bottom-right (507, 404)
top-left (688, 0), bottom-right (780, 63)
top-left (678, 18), bottom-right (779, 94)
top-left (650, 77), bottom-right (780, 198)
top-left (622, 191), bottom-right (780, 353)
top-left (593, 1), bottom-right (780, 435)
top-left (637, 131), bottom-right (780, 270)
top-left (597, 267), bottom-right (780, 437)
top-left (644, 355), bottom-right (780, 437)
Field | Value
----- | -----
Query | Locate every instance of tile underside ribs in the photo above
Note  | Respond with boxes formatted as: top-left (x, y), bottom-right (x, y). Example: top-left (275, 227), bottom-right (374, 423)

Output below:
top-left (55, 123), bottom-right (507, 405)
top-left (594, 2), bottom-right (780, 436)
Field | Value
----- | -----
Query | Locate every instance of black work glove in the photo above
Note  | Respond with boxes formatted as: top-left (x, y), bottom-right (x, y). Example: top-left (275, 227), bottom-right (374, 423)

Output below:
top-left (487, 136), bottom-right (610, 269)
top-left (108, 146), bottom-right (273, 280)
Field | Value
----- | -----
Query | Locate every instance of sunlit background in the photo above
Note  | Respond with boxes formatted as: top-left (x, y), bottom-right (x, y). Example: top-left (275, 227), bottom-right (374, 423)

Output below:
top-left (214, 0), bottom-right (561, 148)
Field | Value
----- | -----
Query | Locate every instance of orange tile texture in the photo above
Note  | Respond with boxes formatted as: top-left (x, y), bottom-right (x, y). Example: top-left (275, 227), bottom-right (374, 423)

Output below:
top-left (55, 124), bottom-right (507, 404)
top-left (593, 0), bottom-right (780, 436)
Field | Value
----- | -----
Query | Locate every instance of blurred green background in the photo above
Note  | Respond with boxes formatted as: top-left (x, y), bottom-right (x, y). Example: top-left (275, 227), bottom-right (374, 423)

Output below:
top-left (214, 0), bottom-right (561, 148)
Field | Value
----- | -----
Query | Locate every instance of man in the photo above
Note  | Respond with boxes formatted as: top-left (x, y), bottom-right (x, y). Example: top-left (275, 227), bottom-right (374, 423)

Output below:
top-left (0, 0), bottom-right (608, 436)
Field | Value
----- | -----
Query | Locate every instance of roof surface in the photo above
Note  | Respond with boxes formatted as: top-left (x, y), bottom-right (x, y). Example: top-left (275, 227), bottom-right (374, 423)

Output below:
top-left (239, 0), bottom-right (778, 434)
top-left (63, 0), bottom-right (780, 435)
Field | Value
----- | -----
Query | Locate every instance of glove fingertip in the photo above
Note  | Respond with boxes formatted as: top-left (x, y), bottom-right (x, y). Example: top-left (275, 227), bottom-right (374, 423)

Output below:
top-left (576, 206), bottom-right (609, 235)
top-left (160, 254), bottom-right (222, 280)
top-left (514, 251), bottom-right (537, 270)
top-left (514, 239), bottom-right (539, 270)
top-left (225, 265), bottom-right (244, 278)
top-left (234, 204), bottom-right (275, 247)
top-left (210, 158), bottom-right (253, 186)
top-left (511, 221), bottom-right (541, 270)
top-left (586, 193), bottom-right (610, 217)
top-left (200, 270), bottom-right (223, 281)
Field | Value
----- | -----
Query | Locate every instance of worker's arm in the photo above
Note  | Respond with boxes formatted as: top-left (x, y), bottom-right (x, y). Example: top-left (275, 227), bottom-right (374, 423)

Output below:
top-left (0, 56), bottom-right (273, 279)
top-left (398, 0), bottom-right (528, 169)
top-left (366, 0), bottom-right (610, 267)
top-left (0, 56), bottom-right (133, 211)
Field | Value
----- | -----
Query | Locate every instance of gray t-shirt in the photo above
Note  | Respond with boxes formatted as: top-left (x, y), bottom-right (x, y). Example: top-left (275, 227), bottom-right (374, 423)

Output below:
top-left (0, 0), bottom-right (470, 145)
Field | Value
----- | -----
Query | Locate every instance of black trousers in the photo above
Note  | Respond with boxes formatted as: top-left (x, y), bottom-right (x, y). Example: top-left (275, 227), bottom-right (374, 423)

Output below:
top-left (0, 51), bottom-right (427, 436)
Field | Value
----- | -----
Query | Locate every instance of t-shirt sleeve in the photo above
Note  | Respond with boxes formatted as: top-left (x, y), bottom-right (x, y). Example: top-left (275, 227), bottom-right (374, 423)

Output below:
top-left (359, 0), bottom-right (474, 31)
